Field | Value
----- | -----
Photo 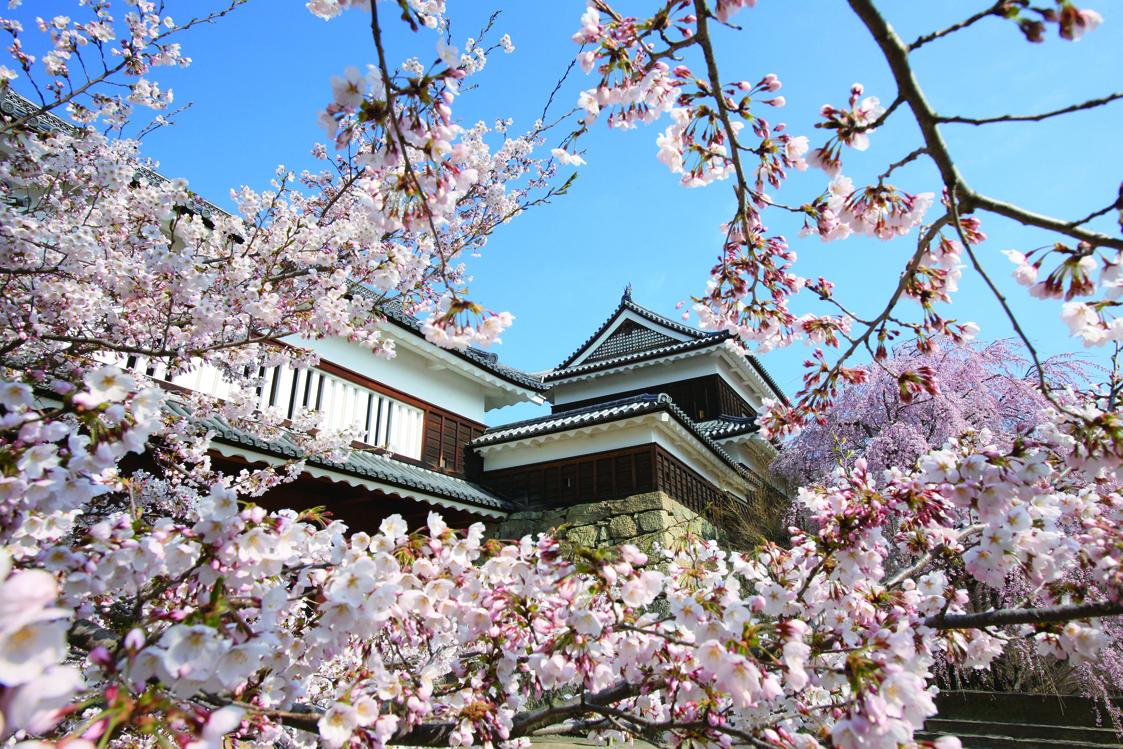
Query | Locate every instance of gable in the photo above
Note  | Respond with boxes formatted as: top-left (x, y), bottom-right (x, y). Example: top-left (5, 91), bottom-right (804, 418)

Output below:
top-left (583, 319), bottom-right (680, 363)
top-left (558, 295), bottom-right (708, 370)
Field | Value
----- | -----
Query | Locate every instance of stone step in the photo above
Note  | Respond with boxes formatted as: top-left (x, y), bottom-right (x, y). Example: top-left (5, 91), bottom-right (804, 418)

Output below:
top-left (935, 690), bottom-right (1123, 729)
top-left (924, 718), bottom-right (1122, 745)
top-left (916, 730), bottom-right (1118, 749)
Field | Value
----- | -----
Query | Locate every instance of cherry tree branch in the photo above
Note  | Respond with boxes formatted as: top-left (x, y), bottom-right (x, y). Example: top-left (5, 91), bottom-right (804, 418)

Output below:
top-left (878, 146), bottom-right (927, 184)
top-left (218, 679), bottom-right (656, 746)
top-left (0, 3), bottom-right (244, 135)
top-left (938, 91), bottom-right (1123, 125)
top-left (909, 1), bottom-right (1010, 51)
top-left (847, 0), bottom-right (1123, 251)
top-left (925, 599), bottom-right (1123, 629)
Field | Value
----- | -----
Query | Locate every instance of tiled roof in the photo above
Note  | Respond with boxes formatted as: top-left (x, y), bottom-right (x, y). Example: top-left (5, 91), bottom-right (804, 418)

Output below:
top-left (349, 288), bottom-right (546, 392)
top-left (3, 90), bottom-right (230, 221)
top-left (166, 401), bottom-right (515, 512)
top-left (557, 293), bottom-right (709, 370)
top-left (547, 293), bottom-right (788, 404)
top-left (696, 415), bottom-right (760, 440)
top-left (472, 393), bottom-right (752, 479)
top-left (544, 334), bottom-right (729, 382)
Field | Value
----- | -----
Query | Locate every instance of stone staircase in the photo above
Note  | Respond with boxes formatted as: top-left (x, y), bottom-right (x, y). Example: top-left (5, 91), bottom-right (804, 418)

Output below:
top-left (918, 691), bottom-right (1123, 748)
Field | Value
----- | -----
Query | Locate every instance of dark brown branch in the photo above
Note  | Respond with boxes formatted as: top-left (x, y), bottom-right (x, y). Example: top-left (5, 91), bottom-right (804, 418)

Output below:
top-left (878, 146), bottom-right (927, 184)
top-left (910, 2), bottom-right (1008, 51)
top-left (218, 679), bottom-right (654, 746)
top-left (925, 600), bottom-right (1123, 629)
top-left (846, 0), bottom-right (1123, 251)
top-left (504, 679), bottom-right (651, 740)
top-left (1070, 193), bottom-right (1123, 228)
top-left (938, 92), bottom-right (1123, 126)
top-left (969, 190), bottom-right (1123, 249)
top-left (69, 619), bottom-right (120, 654)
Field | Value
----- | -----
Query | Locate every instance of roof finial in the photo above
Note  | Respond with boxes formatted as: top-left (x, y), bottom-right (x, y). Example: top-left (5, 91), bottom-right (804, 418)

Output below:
top-left (622, 283), bottom-right (632, 303)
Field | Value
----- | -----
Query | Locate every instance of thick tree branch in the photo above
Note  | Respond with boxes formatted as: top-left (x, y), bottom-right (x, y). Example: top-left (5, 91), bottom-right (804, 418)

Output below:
top-left (845, 0), bottom-right (966, 192)
top-left (925, 600), bottom-right (1123, 629)
top-left (221, 679), bottom-right (655, 746)
top-left (69, 619), bottom-right (120, 654)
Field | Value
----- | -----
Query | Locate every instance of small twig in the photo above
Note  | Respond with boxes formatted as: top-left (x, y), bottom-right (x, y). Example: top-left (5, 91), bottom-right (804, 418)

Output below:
top-left (938, 92), bottom-right (1123, 126)
top-left (910, 1), bottom-right (1008, 51)
top-left (541, 59), bottom-right (577, 124)
top-left (878, 146), bottom-right (927, 184)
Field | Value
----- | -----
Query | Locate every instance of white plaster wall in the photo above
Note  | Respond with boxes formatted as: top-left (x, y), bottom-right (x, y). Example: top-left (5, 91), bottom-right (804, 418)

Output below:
top-left (290, 335), bottom-right (486, 423)
top-left (480, 423), bottom-right (660, 471)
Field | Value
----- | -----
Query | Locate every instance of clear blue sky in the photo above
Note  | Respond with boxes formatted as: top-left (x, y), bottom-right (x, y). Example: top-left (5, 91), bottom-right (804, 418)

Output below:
top-left (11, 1), bottom-right (1123, 425)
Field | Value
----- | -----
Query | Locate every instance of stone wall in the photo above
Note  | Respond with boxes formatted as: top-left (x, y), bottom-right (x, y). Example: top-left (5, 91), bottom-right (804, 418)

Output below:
top-left (487, 491), bottom-right (720, 552)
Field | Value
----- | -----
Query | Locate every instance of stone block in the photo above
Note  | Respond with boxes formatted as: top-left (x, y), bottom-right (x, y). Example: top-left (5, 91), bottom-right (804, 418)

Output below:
top-left (614, 492), bottom-right (670, 515)
top-left (500, 520), bottom-right (537, 539)
top-left (566, 501), bottom-right (614, 526)
top-left (566, 526), bottom-right (598, 547)
top-left (541, 511), bottom-right (567, 530)
top-left (507, 510), bottom-right (543, 521)
top-left (608, 515), bottom-right (638, 538)
top-left (637, 510), bottom-right (669, 533)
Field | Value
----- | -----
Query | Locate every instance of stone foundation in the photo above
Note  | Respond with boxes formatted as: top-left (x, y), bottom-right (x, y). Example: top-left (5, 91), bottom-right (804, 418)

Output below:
top-left (487, 491), bottom-right (720, 553)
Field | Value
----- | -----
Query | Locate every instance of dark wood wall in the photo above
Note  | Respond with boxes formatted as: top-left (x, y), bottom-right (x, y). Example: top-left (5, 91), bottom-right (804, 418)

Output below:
top-left (555, 374), bottom-right (754, 422)
top-left (423, 413), bottom-right (485, 477)
top-left (479, 444), bottom-right (730, 515)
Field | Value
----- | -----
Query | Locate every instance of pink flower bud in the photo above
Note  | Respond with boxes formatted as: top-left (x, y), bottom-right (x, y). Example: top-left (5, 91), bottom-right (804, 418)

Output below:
top-left (769, 96), bottom-right (785, 107)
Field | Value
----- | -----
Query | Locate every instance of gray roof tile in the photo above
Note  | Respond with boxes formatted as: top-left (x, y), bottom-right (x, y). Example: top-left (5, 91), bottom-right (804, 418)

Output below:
top-left (696, 416), bottom-right (760, 440)
top-left (166, 401), bottom-right (514, 511)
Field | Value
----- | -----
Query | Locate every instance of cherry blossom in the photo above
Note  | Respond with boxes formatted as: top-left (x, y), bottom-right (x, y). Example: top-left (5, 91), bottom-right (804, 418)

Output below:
top-left (0, 1), bottom-right (1121, 747)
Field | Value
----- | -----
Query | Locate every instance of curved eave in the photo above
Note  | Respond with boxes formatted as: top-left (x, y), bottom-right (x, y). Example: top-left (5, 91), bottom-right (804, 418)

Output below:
top-left (210, 441), bottom-right (508, 519)
top-left (548, 340), bottom-right (786, 408)
top-left (715, 431), bottom-right (779, 456)
top-left (381, 322), bottom-right (546, 409)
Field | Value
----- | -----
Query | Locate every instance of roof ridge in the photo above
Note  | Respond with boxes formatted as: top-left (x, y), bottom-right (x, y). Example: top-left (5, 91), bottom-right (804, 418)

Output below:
top-left (622, 299), bottom-right (712, 340)
top-left (544, 334), bottom-right (730, 381)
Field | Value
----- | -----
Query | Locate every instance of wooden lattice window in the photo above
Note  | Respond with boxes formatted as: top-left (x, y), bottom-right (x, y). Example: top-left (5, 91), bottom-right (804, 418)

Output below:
top-left (584, 319), bottom-right (678, 363)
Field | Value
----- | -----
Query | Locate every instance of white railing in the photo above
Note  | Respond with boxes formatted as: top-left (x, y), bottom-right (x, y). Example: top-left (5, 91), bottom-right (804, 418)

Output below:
top-left (120, 356), bottom-right (425, 460)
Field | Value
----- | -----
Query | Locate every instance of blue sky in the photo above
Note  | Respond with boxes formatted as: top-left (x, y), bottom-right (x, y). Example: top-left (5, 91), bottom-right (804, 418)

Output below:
top-left (11, 1), bottom-right (1123, 424)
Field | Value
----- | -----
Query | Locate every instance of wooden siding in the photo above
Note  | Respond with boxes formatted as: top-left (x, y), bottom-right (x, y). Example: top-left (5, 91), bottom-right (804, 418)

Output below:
top-left (424, 413), bottom-right (486, 477)
top-left (556, 374), bottom-right (754, 422)
top-left (653, 446), bottom-right (727, 516)
top-left (480, 444), bottom-right (731, 515)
